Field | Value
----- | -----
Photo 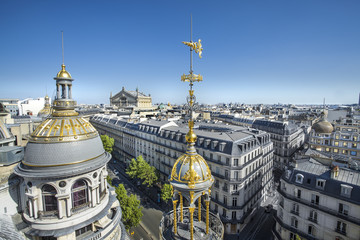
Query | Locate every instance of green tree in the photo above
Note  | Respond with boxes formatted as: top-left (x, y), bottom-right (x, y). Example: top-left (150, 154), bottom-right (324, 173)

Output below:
top-left (121, 194), bottom-right (143, 230)
top-left (126, 155), bottom-right (158, 187)
top-left (126, 155), bottom-right (147, 179)
top-left (115, 184), bottom-right (128, 205)
top-left (139, 164), bottom-right (158, 187)
top-left (160, 184), bottom-right (173, 202)
top-left (114, 184), bottom-right (143, 230)
top-left (100, 135), bottom-right (114, 153)
top-left (295, 234), bottom-right (302, 240)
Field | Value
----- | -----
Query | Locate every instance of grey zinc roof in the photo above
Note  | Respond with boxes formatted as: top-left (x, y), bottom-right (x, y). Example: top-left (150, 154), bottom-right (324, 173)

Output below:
top-left (287, 159), bottom-right (360, 204)
top-left (125, 90), bottom-right (148, 98)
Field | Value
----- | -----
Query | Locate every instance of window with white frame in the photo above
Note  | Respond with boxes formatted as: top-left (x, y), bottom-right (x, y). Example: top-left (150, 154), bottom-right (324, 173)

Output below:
top-left (295, 174), bottom-right (304, 184)
top-left (316, 179), bottom-right (326, 189)
top-left (292, 203), bottom-right (299, 214)
top-left (309, 210), bottom-right (318, 223)
top-left (336, 221), bottom-right (346, 234)
top-left (291, 217), bottom-right (298, 228)
top-left (311, 194), bottom-right (320, 205)
top-left (340, 184), bottom-right (352, 198)
top-left (308, 225), bottom-right (316, 236)
top-left (338, 203), bottom-right (349, 216)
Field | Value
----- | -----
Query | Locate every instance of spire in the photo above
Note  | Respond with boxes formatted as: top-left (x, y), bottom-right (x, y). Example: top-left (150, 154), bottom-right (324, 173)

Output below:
top-left (52, 31), bottom-right (77, 117)
top-left (181, 15), bottom-right (203, 146)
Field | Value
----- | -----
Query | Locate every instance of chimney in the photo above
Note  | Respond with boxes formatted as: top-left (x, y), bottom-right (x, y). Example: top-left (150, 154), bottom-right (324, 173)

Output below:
top-left (331, 165), bottom-right (339, 178)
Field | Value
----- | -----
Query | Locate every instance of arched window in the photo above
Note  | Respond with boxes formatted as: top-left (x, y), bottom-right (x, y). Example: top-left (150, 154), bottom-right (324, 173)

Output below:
top-left (308, 224), bottom-right (316, 236)
top-left (309, 210), bottom-right (318, 223)
top-left (72, 180), bottom-right (88, 208)
top-left (42, 185), bottom-right (58, 212)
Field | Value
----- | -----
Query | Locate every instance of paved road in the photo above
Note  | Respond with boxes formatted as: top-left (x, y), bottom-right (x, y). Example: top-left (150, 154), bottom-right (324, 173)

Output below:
top-left (108, 162), bottom-right (164, 240)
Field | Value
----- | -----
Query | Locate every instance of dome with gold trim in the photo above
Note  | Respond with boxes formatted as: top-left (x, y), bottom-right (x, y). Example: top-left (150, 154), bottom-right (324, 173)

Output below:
top-left (170, 153), bottom-right (212, 188)
top-left (16, 64), bottom-right (110, 176)
top-left (56, 64), bottom-right (72, 78)
top-left (169, 123), bottom-right (214, 191)
top-left (37, 95), bottom-right (53, 117)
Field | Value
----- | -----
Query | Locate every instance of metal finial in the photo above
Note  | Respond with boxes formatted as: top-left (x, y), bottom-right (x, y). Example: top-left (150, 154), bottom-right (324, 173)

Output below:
top-left (61, 31), bottom-right (64, 65)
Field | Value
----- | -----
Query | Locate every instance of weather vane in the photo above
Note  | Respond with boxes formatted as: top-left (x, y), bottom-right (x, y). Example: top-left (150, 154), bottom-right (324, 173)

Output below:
top-left (181, 14), bottom-right (203, 144)
top-left (181, 15), bottom-right (203, 85)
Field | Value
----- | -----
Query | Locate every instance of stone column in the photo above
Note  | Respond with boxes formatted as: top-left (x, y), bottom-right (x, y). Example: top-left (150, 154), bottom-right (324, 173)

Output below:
top-left (66, 197), bottom-right (72, 217)
top-left (28, 199), bottom-right (33, 218)
top-left (205, 200), bottom-right (210, 234)
top-left (57, 198), bottom-right (63, 219)
top-left (172, 200), bottom-right (178, 234)
top-left (189, 207), bottom-right (195, 240)
top-left (33, 197), bottom-right (38, 219)
top-left (68, 85), bottom-right (72, 99)
top-left (64, 84), bottom-right (68, 99)
top-left (198, 196), bottom-right (201, 222)
top-left (90, 186), bottom-right (96, 207)
top-left (179, 193), bottom-right (183, 222)
top-left (61, 85), bottom-right (66, 99)
top-left (96, 186), bottom-right (100, 204)
top-left (56, 84), bottom-right (60, 99)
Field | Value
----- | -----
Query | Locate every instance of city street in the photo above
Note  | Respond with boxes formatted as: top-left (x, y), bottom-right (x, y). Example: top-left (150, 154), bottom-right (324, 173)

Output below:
top-left (108, 161), bottom-right (164, 240)
top-left (108, 159), bottom-right (278, 240)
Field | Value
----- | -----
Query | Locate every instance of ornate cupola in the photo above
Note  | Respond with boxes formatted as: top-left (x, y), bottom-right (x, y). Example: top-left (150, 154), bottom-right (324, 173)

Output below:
top-left (52, 63), bottom-right (77, 117)
top-left (14, 33), bottom-right (125, 239)
top-left (159, 17), bottom-right (222, 240)
top-left (38, 94), bottom-right (53, 118)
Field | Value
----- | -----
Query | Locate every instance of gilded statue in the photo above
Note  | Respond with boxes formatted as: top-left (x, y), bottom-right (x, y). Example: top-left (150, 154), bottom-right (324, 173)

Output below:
top-left (182, 39), bottom-right (203, 58)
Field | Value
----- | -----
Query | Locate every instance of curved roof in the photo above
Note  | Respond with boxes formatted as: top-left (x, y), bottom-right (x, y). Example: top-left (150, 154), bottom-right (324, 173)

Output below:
top-left (56, 64), bottom-right (72, 79)
top-left (170, 153), bottom-right (212, 188)
top-left (15, 64), bottom-right (109, 176)
top-left (312, 119), bottom-right (334, 134)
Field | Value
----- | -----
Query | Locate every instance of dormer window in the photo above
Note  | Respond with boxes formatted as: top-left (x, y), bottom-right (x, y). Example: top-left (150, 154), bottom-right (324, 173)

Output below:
top-left (295, 174), bottom-right (304, 184)
top-left (340, 184), bottom-right (353, 198)
top-left (316, 179), bottom-right (326, 190)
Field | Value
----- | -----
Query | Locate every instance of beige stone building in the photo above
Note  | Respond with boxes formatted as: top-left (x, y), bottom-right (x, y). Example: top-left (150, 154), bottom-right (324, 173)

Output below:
top-left (110, 87), bottom-right (152, 109)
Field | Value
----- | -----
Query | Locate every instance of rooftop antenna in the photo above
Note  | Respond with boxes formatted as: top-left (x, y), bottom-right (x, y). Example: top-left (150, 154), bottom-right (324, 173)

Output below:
top-left (61, 31), bottom-right (65, 65)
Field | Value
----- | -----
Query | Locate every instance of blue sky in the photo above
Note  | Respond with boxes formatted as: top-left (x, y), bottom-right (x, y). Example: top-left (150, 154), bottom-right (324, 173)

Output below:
top-left (1, 0), bottom-right (359, 105)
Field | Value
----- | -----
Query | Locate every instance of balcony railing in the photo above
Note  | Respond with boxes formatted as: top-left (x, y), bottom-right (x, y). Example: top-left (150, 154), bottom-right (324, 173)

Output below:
top-left (335, 228), bottom-right (347, 236)
top-left (290, 210), bottom-right (299, 216)
top-left (308, 217), bottom-right (318, 224)
top-left (159, 207), bottom-right (224, 240)
top-left (38, 210), bottom-right (58, 219)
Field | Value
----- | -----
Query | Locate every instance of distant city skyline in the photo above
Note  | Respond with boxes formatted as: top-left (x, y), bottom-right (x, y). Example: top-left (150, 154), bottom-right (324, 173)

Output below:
top-left (1, 1), bottom-right (360, 105)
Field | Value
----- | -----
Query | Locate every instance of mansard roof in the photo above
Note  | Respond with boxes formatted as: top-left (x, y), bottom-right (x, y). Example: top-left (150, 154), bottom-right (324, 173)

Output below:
top-left (283, 159), bottom-right (360, 205)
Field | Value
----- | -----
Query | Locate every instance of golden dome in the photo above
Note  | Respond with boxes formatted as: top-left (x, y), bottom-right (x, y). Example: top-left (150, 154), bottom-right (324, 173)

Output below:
top-left (56, 64), bottom-right (72, 78)
top-left (312, 119), bottom-right (334, 134)
top-left (30, 116), bottom-right (98, 143)
top-left (170, 153), bottom-right (213, 188)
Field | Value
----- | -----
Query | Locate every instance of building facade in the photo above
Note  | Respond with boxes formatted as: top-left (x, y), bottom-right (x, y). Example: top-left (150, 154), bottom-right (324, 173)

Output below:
top-left (309, 110), bottom-right (360, 162)
top-left (91, 114), bottom-right (274, 234)
top-left (274, 158), bottom-right (360, 240)
top-left (110, 87), bottom-right (152, 109)
top-left (10, 64), bottom-right (126, 240)
top-left (252, 120), bottom-right (305, 171)
top-left (0, 99), bottom-right (19, 116)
